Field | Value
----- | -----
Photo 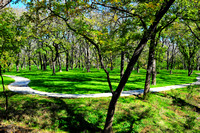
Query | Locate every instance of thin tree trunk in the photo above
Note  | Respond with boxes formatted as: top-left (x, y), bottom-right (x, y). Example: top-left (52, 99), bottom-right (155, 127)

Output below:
top-left (71, 45), bottom-right (74, 70)
top-left (66, 50), bottom-right (69, 71)
top-left (16, 54), bottom-right (19, 72)
top-left (43, 54), bottom-right (47, 71)
top-left (0, 65), bottom-right (8, 111)
top-left (52, 61), bottom-right (56, 75)
top-left (136, 62), bottom-right (140, 73)
top-left (86, 44), bottom-right (90, 72)
top-left (167, 49), bottom-right (169, 70)
top-left (39, 52), bottom-right (43, 70)
top-left (96, 49), bottom-right (99, 70)
top-left (78, 45), bottom-right (81, 69)
top-left (151, 58), bottom-right (156, 85)
top-left (28, 56), bottom-right (31, 71)
top-left (120, 51), bottom-right (125, 78)
top-left (110, 54), bottom-right (113, 71)
top-left (58, 55), bottom-right (62, 72)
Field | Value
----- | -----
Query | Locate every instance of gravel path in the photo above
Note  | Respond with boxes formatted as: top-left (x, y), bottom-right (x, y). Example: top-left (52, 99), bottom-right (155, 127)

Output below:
top-left (4, 74), bottom-right (200, 98)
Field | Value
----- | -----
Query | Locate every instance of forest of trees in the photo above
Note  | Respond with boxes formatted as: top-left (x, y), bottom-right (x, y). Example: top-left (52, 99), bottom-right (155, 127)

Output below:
top-left (0, 0), bottom-right (199, 132)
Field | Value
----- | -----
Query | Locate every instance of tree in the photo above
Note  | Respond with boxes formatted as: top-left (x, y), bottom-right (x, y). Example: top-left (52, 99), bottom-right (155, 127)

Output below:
top-left (0, 8), bottom-right (19, 111)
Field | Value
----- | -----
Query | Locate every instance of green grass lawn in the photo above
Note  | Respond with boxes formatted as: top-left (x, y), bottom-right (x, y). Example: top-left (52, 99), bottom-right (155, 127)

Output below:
top-left (4, 67), bottom-right (198, 94)
top-left (0, 78), bottom-right (199, 132)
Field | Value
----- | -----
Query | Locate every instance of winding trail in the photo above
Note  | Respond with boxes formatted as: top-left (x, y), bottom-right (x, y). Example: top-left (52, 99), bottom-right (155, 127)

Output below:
top-left (4, 74), bottom-right (200, 98)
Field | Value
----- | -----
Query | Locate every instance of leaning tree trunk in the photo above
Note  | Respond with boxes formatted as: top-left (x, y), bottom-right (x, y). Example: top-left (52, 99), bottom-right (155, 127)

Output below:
top-left (103, 0), bottom-right (175, 131)
top-left (0, 65), bottom-right (8, 111)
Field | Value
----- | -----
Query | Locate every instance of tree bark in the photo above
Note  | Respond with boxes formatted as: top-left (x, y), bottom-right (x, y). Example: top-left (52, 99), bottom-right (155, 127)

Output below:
top-left (0, 65), bottom-right (8, 111)
top-left (120, 51), bottom-right (125, 78)
top-left (136, 61), bottom-right (140, 73)
top-left (151, 58), bottom-right (156, 85)
top-left (71, 45), bottom-right (74, 70)
top-left (43, 54), bottom-right (47, 71)
top-left (58, 55), bottom-right (62, 72)
top-left (110, 54), bottom-right (113, 71)
top-left (167, 49), bottom-right (169, 70)
top-left (144, 32), bottom-right (156, 99)
top-left (39, 52), bottom-right (43, 70)
top-left (16, 54), bottom-right (20, 72)
top-left (52, 61), bottom-right (56, 75)
top-left (66, 50), bottom-right (69, 71)
top-left (86, 44), bottom-right (90, 72)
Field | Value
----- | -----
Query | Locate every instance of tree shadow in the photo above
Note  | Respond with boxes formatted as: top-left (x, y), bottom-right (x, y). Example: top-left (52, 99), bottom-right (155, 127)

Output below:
top-left (0, 92), bottom-right (102, 132)
top-left (116, 105), bottom-right (151, 133)
top-left (155, 92), bottom-right (200, 113)
top-left (52, 98), bottom-right (102, 133)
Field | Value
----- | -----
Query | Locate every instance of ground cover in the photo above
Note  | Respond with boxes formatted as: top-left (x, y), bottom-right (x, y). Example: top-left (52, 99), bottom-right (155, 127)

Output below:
top-left (0, 76), bottom-right (199, 132)
top-left (4, 67), bottom-right (198, 94)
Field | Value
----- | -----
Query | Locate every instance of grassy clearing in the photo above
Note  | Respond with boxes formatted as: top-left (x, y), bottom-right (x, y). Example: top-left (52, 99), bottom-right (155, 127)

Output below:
top-left (4, 67), bottom-right (198, 94)
top-left (0, 75), bottom-right (199, 132)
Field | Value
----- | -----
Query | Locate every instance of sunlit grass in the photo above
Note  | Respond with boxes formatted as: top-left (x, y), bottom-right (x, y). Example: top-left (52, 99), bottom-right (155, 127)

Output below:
top-left (4, 67), bottom-right (198, 94)
top-left (0, 78), bottom-right (199, 132)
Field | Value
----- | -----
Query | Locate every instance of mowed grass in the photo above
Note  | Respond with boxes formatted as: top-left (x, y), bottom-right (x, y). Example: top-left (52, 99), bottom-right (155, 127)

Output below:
top-left (4, 67), bottom-right (198, 94)
top-left (0, 76), bottom-right (199, 132)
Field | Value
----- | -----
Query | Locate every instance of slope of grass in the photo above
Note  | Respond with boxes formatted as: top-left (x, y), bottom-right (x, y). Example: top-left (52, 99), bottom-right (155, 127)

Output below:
top-left (4, 67), bottom-right (198, 94)
top-left (0, 81), bottom-right (199, 132)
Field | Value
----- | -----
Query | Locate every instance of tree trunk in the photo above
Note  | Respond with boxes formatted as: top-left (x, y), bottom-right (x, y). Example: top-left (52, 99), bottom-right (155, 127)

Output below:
top-left (167, 49), bottom-right (169, 70)
top-left (0, 65), bottom-right (8, 112)
top-left (78, 45), bottom-right (81, 69)
top-left (66, 50), bottom-right (69, 71)
top-left (16, 54), bottom-right (19, 72)
top-left (197, 57), bottom-right (199, 71)
top-left (104, 0), bottom-right (175, 126)
top-left (71, 46), bottom-right (74, 70)
top-left (110, 54), bottom-right (113, 71)
top-left (96, 50), bottom-right (100, 70)
top-left (58, 55), bottom-right (62, 72)
top-left (28, 56), bottom-right (31, 71)
top-left (136, 62), bottom-right (140, 73)
top-left (52, 61), bottom-right (56, 75)
top-left (120, 51), bottom-right (125, 78)
top-left (188, 61), bottom-right (193, 76)
top-left (43, 54), bottom-right (47, 71)
top-left (144, 32), bottom-right (156, 99)
top-left (86, 44), bottom-right (90, 72)
top-left (39, 52), bottom-right (43, 70)
top-left (151, 58), bottom-right (156, 85)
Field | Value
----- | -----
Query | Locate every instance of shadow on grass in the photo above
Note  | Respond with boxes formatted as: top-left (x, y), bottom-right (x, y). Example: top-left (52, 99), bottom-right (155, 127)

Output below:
top-left (155, 92), bottom-right (200, 113)
top-left (0, 92), bottom-right (102, 132)
top-left (116, 106), bottom-right (151, 133)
